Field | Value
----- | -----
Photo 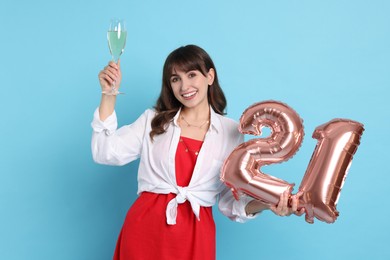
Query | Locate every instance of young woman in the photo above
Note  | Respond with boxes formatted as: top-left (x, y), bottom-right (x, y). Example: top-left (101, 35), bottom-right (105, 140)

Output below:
top-left (92, 45), bottom-right (300, 259)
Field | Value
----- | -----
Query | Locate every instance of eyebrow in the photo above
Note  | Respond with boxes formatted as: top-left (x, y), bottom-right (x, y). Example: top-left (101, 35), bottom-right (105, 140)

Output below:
top-left (170, 69), bottom-right (198, 79)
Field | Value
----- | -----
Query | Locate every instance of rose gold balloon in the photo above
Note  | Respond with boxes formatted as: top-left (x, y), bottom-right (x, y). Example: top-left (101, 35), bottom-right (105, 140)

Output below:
top-left (298, 119), bottom-right (364, 224)
top-left (220, 100), bottom-right (304, 206)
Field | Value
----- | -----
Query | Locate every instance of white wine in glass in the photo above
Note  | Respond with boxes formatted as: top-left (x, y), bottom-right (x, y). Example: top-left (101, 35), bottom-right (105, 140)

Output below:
top-left (103, 18), bottom-right (127, 95)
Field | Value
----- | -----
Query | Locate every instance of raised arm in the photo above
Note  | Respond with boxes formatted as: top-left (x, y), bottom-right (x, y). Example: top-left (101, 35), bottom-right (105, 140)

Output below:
top-left (98, 60), bottom-right (122, 121)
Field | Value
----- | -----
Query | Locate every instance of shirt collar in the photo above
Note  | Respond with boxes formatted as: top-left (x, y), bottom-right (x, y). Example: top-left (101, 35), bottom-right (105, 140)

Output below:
top-left (173, 106), bottom-right (222, 134)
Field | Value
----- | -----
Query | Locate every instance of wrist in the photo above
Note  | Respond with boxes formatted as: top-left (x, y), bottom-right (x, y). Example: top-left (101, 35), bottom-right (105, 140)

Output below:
top-left (245, 199), bottom-right (269, 216)
top-left (101, 84), bottom-right (122, 96)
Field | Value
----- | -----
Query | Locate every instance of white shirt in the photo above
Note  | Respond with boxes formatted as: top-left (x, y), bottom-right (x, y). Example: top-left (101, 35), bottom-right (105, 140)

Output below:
top-left (91, 107), bottom-right (256, 224)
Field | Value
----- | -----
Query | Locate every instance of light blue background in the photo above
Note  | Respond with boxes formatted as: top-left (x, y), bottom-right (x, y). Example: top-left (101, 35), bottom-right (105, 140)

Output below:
top-left (1, 0), bottom-right (389, 259)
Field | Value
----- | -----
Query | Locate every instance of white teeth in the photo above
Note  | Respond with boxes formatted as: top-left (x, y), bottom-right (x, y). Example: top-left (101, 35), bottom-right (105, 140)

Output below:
top-left (182, 91), bottom-right (197, 98)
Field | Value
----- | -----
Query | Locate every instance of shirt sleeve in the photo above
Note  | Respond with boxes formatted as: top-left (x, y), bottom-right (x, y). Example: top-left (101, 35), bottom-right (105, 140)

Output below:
top-left (218, 187), bottom-right (258, 223)
top-left (91, 108), bottom-right (149, 166)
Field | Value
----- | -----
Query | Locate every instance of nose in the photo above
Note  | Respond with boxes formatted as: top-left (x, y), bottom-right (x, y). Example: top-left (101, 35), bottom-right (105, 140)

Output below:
top-left (180, 77), bottom-right (190, 91)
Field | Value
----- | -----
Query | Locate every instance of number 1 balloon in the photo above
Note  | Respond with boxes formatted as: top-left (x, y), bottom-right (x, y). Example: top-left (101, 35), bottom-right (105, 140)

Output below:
top-left (298, 119), bottom-right (364, 223)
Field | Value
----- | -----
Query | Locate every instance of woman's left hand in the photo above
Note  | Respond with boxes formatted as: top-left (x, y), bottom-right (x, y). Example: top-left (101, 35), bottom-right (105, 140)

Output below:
top-left (270, 191), bottom-right (305, 217)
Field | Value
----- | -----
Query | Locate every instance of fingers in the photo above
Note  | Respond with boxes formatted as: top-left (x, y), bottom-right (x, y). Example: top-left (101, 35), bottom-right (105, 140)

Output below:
top-left (291, 193), bottom-right (299, 212)
top-left (98, 61), bottom-right (121, 87)
top-left (272, 190), bottom-right (306, 218)
top-left (295, 208), bottom-right (306, 216)
top-left (105, 62), bottom-right (120, 79)
top-left (271, 190), bottom-right (290, 217)
top-left (99, 68), bottom-right (118, 84)
top-left (293, 191), bottom-right (305, 216)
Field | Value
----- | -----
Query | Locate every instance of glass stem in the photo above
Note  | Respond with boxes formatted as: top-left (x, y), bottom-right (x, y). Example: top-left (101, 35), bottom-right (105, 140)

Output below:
top-left (111, 81), bottom-right (117, 94)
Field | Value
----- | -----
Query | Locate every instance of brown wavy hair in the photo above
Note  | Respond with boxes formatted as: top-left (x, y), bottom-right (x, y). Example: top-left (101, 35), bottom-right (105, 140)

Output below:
top-left (150, 45), bottom-right (227, 140)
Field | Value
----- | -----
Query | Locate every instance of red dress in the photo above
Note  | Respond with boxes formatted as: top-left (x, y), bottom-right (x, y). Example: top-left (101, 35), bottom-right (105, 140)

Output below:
top-left (113, 136), bottom-right (215, 260)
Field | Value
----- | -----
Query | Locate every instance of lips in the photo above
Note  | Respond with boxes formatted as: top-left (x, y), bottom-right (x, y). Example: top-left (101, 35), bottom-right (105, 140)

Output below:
top-left (182, 91), bottom-right (197, 99)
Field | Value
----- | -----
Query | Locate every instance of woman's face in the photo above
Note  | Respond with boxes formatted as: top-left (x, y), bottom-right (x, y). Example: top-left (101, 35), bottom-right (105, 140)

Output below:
top-left (169, 68), bottom-right (215, 110)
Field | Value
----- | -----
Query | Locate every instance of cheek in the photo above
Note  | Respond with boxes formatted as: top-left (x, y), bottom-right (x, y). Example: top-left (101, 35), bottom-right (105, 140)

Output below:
top-left (171, 85), bottom-right (181, 97)
top-left (170, 83), bottom-right (178, 92)
top-left (200, 79), bottom-right (210, 89)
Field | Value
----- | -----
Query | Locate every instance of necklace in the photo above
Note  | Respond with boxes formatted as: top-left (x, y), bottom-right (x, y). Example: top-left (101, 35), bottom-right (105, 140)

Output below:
top-left (180, 115), bottom-right (209, 129)
top-left (180, 138), bottom-right (200, 156)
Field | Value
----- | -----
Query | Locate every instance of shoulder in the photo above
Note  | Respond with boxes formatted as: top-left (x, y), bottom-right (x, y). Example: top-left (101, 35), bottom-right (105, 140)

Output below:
top-left (214, 113), bottom-right (240, 130)
top-left (214, 113), bottom-right (243, 140)
top-left (144, 108), bottom-right (157, 117)
top-left (137, 108), bottom-right (157, 121)
top-left (213, 113), bottom-right (244, 152)
top-left (127, 109), bottom-right (156, 130)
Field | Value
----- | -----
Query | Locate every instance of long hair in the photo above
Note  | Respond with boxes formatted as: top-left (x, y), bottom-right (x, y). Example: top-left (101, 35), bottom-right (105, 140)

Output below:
top-left (150, 45), bottom-right (227, 140)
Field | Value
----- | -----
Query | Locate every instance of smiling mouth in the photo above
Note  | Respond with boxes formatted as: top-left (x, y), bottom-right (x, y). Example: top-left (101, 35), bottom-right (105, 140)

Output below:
top-left (182, 91), bottom-right (197, 98)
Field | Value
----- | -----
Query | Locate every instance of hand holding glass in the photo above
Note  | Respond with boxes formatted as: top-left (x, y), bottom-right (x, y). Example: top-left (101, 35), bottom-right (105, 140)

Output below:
top-left (103, 19), bottom-right (127, 95)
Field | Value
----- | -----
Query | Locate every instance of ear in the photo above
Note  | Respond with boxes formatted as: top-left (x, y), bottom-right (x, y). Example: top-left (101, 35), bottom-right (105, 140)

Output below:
top-left (207, 68), bottom-right (215, 85)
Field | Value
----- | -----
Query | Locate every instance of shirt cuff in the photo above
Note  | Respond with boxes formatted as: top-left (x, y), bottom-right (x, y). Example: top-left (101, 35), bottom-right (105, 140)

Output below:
top-left (232, 194), bottom-right (258, 223)
top-left (91, 108), bottom-right (118, 135)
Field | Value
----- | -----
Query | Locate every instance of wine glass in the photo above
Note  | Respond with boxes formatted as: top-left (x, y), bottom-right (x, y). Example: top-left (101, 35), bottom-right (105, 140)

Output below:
top-left (103, 18), bottom-right (127, 95)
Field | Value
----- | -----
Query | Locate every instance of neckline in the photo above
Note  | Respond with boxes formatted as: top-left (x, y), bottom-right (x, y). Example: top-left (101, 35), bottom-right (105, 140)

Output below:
top-left (180, 136), bottom-right (204, 143)
top-left (173, 106), bottom-right (221, 134)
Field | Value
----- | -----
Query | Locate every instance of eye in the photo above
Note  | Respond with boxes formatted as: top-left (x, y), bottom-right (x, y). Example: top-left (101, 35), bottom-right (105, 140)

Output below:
top-left (170, 76), bottom-right (180, 83)
top-left (188, 71), bottom-right (197, 78)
